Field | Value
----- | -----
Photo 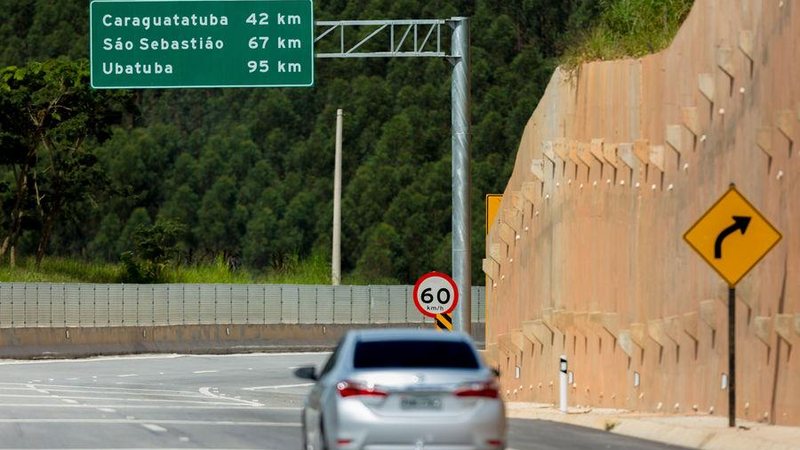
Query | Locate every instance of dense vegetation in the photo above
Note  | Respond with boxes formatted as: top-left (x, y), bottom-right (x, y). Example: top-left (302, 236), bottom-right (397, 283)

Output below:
top-left (0, 0), bottom-right (692, 284)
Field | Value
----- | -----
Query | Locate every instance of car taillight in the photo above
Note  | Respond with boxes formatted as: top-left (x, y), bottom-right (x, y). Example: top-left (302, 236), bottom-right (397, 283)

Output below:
top-left (336, 380), bottom-right (388, 398)
top-left (454, 380), bottom-right (500, 398)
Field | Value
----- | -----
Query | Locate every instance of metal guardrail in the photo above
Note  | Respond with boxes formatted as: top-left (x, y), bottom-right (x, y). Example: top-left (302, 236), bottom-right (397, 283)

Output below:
top-left (0, 284), bottom-right (485, 328)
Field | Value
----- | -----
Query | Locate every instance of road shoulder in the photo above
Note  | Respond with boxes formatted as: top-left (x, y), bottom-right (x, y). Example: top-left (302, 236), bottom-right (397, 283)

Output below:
top-left (506, 402), bottom-right (800, 450)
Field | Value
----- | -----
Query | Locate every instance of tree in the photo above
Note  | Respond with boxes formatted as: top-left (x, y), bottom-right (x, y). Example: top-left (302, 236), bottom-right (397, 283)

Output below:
top-left (354, 222), bottom-right (402, 281)
top-left (120, 219), bottom-right (185, 283)
top-left (0, 58), bottom-right (130, 266)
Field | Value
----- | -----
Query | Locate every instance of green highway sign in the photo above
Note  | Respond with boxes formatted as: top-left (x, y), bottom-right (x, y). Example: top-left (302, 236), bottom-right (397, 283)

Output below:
top-left (90, 0), bottom-right (314, 89)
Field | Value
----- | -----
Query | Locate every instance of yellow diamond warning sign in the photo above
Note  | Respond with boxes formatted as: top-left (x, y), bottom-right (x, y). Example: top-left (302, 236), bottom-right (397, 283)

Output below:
top-left (684, 185), bottom-right (781, 287)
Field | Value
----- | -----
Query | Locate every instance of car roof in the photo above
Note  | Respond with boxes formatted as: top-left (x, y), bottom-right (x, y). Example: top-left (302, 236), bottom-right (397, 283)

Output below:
top-left (349, 328), bottom-right (473, 343)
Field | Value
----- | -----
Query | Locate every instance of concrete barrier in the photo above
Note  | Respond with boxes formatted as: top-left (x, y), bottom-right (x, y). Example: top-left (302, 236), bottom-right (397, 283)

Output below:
top-left (0, 323), bottom-right (486, 359)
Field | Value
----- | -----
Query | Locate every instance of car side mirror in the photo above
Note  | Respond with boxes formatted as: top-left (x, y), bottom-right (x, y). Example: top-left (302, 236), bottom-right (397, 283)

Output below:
top-left (293, 365), bottom-right (318, 381)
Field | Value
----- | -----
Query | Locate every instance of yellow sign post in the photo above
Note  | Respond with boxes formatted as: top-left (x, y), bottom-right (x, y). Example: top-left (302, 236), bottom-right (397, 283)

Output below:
top-left (684, 184), bottom-right (781, 428)
top-left (435, 313), bottom-right (453, 331)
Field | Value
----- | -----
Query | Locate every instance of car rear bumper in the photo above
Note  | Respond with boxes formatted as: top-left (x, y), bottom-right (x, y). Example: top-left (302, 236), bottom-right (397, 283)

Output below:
top-left (330, 399), bottom-right (506, 450)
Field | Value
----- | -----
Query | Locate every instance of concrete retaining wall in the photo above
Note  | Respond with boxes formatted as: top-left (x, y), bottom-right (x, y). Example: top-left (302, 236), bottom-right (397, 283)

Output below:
top-left (0, 323), bottom-right (486, 359)
top-left (485, 0), bottom-right (799, 425)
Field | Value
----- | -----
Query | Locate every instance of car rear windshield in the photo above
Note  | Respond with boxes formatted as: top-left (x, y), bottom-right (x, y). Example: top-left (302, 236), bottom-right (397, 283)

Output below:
top-left (353, 340), bottom-right (479, 369)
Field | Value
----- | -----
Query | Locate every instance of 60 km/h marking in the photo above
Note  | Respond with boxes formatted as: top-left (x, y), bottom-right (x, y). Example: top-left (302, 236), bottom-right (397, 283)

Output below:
top-left (412, 272), bottom-right (459, 318)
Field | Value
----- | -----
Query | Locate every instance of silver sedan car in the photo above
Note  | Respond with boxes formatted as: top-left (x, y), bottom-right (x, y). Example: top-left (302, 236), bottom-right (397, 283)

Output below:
top-left (294, 328), bottom-right (506, 450)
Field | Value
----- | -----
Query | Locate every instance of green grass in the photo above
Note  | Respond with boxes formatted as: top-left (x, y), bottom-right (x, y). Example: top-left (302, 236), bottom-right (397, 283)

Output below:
top-left (562, 0), bottom-right (694, 68)
top-left (0, 254), bottom-right (398, 285)
top-left (0, 257), bottom-right (124, 283)
top-left (163, 259), bottom-right (255, 284)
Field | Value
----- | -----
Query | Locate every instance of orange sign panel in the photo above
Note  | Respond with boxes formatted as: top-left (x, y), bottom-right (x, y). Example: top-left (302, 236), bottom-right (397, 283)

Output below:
top-left (684, 185), bottom-right (781, 287)
top-left (485, 194), bottom-right (502, 235)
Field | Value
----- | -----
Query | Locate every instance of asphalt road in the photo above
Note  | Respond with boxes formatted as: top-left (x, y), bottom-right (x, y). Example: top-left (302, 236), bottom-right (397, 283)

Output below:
top-left (0, 353), bottom-right (687, 450)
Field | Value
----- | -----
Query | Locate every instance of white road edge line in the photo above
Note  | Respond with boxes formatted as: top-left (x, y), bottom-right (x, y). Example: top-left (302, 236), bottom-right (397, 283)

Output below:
top-left (0, 419), bottom-right (300, 427)
top-left (193, 370), bottom-right (218, 374)
top-left (242, 383), bottom-right (314, 391)
top-left (0, 403), bottom-right (300, 410)
top-left (0, 354), bottom-right (183, 365)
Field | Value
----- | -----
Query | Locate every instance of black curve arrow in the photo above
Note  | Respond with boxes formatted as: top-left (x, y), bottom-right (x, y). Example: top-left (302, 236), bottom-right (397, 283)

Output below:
top-left (714, 216), bottom-right (751, 259)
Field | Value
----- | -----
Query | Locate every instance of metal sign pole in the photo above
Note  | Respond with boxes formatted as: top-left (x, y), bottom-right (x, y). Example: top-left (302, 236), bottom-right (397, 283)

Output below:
top-left (314, 19), bottom-right (473, 335)
top-left (728, 286), bottom-right (736, 427)
top-left (332, 109), bottom-right (343, 286)
top-left (450, 16), bottom-right (471, 334)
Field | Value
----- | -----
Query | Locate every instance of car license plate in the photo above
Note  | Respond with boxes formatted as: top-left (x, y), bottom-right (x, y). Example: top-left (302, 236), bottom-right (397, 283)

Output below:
top-left (401, 396), bottom-right (442, 410)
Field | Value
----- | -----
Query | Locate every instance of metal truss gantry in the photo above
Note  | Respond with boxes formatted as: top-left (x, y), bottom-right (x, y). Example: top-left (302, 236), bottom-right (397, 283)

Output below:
top-left (314, 19), bottom-right (473, 334)
top-left (314, 19), bottom-right (447, 58)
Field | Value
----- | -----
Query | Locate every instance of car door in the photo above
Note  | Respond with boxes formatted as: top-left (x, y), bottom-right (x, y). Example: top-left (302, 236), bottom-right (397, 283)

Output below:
top-left (304, 340), bottom-right (343, 449)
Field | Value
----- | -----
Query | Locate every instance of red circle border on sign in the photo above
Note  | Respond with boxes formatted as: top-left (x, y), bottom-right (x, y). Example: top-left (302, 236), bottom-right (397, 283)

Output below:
top-left (412, 271), bottom-right (459, 318)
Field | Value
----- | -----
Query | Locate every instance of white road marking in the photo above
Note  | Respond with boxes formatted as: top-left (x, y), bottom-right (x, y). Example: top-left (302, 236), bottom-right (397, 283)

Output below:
top-left (0, 354), bottom-right (182, 365)
top-left (187, 351), bottom-right (330, 358)
top-left (117, 374), bottom-right (138, 378)
top-left (193, 370), bottom-right (218, 374)
top-left (19, 387), bottom-right (207, 399)
top-left (242, 383), bottom-right (314, 391)
top-left (98, 408), bottom-right (116, 413)
top-left (66, 377), bottom-right (79, 381)
top-left (141, 423), bottom-right (167, 432)
top-left (61, 399), bottom-right (79, 404)
top-left (179, 437), bottom-right (190, 442)
top-left (0, 403), bottom-right (300, 410)
top-left (0, 394), bottom-right (236, 405)
top-left (199, 387), bottom-right (262, 407)
top-left (0, 418), bottom-right (300, 427)
top-left (0, 382), bottom-right (198, 395)
top-left (6, 385), bottom-right (48, 394)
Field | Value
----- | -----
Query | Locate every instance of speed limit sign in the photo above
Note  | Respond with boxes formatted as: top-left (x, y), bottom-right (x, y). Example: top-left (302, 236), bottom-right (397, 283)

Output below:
top-left (412, 272), bottom-right (459, 318)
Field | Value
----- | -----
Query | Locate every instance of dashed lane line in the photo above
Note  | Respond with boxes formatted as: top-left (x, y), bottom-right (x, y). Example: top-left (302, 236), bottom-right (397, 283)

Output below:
top-left (141, 423), bottom-right (167, 433)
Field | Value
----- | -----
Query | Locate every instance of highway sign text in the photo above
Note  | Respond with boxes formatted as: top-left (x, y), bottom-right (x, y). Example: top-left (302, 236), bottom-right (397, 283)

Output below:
top-left (90, 0), bottom-right (314, 89)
